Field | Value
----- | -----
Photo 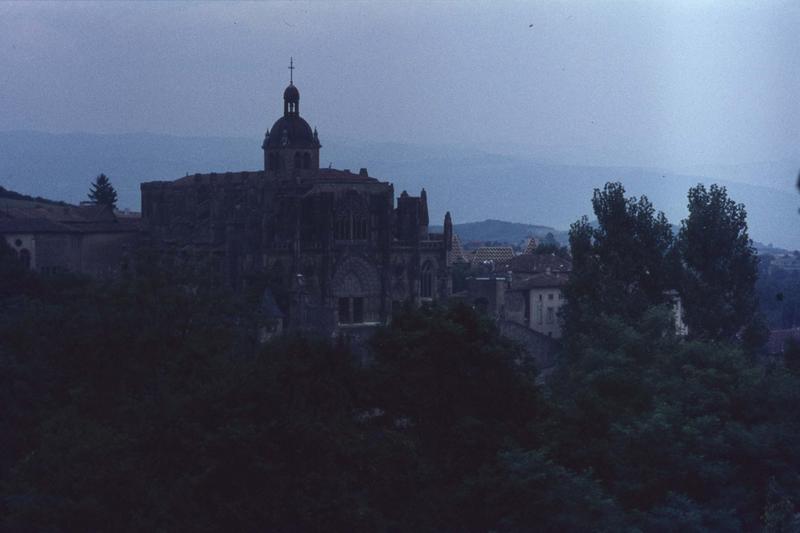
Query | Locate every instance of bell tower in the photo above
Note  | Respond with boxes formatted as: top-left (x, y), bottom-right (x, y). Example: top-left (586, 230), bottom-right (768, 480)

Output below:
top-left (263, 58), bottom-right (321, 179)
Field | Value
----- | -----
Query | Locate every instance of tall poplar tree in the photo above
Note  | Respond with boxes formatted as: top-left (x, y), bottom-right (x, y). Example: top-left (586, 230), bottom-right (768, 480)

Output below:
top-left (562, 182), bottom-right (677, 338)
top-left (677, 184), bottom-right (759, 341)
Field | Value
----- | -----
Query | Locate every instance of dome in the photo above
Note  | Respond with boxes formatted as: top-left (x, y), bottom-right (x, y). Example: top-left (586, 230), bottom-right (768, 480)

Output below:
top-left (284, 83), bottom-right (299, 103)
top-left (266, 115), bottom-right (317, 149)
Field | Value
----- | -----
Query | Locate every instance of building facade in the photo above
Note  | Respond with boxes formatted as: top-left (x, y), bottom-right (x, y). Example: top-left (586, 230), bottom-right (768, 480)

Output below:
top-left (0, 198), bottom-right (140, 277)
top-left (141, 78), bottom-right (453, 335)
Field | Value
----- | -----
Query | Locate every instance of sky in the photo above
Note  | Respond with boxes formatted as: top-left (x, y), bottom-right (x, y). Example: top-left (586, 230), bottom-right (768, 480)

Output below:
top-left (0, 1), bottom-right (798, 171)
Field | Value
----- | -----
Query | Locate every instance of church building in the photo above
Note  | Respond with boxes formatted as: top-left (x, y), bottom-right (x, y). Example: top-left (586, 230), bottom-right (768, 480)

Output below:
top-left (141, 66), bottom-right (453, 335)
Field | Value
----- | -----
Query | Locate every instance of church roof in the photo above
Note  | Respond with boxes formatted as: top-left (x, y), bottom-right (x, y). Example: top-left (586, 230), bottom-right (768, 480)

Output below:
top-left (0, 217), bottom-right (74, 234)
top-left (265, 114), bottom-right (317, 149)
top-left (168, 171), bottom-right (265, 186)
top-left (0, 202), bottom-right (140, 234)
top-left (317, 168), bottom-right (378, 182)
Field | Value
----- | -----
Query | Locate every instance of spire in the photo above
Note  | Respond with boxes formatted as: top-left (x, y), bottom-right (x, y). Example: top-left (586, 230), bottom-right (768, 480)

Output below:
top-left (288, 57), bottom-right (294, 85)
top-left (444, 212), bottom-right (453, 252)
top-left (419, 188), bottom-right (429, 226)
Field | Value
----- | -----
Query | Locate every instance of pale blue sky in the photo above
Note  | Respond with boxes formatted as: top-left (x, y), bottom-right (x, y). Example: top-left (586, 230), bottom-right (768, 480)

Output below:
top-left (1, 1), bottom-right (798, 169)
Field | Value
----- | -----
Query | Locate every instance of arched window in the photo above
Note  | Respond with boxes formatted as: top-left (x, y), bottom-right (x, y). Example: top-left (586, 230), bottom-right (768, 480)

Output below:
top-left (303, 152), bottom-right (311, 169)
top-left (294, 152), bottom-right (301, 169)
top-left (420, 261), bottom-right (433, 298)
top-left (334, 193), bottom-right (369, 241)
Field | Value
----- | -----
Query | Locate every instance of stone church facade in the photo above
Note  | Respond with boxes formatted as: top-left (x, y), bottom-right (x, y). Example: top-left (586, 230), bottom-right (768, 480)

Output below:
top-left (141, 78), bottom-right (453, 335)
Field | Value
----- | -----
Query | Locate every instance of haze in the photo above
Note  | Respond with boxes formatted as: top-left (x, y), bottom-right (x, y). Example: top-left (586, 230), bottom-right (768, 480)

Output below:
top-left (2, 1), bottom-right (798, 168)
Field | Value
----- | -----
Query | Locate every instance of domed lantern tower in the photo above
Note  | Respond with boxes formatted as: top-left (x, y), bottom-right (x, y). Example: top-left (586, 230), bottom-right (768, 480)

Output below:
top-left (262, 58), bottom-right (321, 179)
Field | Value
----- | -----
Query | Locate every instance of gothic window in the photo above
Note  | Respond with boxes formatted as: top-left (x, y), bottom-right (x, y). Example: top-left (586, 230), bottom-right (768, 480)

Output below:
top-left (338, 297), bottom-right (351, 324)
top-left (303, 152), bottom-right (311, 169)
top-left (334, 192), bottom-right (369, 242)
top-left (353, 297), bottom-right (364, 323)
top-left (420, 261), bottom-right (433, 298)
top-left (352, 215), bottom-right (368, 240)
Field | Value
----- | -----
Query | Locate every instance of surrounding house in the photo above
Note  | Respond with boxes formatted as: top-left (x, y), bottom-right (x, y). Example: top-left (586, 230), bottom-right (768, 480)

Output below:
top-left (467, 252), bottom-right (571, 336)
top-left (0, 196), bottom-right (140, 277)
top-left (508, 272), bottom-right (569, 338)
top-left (140, 75), bottom-right (453, 335)
top-left (471, 245), bottom-right (515, 266)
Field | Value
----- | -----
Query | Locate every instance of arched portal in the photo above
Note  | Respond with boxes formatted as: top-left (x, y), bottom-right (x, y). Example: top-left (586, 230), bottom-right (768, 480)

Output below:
top-left (332, 256), bottom-right (381, 324)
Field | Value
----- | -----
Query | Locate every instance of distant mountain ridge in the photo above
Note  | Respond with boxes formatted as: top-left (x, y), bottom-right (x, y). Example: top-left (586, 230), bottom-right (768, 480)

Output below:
top-left (431, 219), bottom-right (568, 247)
top-left (1, 130), bottom-right (797, 250)
top-left (434, 218), bottom-right (788, 255)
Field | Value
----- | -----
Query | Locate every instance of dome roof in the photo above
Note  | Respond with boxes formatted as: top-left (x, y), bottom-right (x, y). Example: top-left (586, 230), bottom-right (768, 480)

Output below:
top-left (283, 83), bottom-right (299, 102)
top-left (266, 115), bottom-right (317, 149)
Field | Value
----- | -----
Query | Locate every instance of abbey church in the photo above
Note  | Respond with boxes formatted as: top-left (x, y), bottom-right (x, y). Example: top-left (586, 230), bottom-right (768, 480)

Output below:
top-left (141, 70), bottom-right (454, 335)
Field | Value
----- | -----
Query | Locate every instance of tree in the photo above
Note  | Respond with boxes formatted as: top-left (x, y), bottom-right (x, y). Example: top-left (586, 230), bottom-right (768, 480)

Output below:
top-left (677, 184), bottom-right (759, 342)
top-left (533, 232), bottom-right (571, 259)
top-left (88, 173), bottom-right (118, 209)
top-left (562, 182), bottom-right (677, 337)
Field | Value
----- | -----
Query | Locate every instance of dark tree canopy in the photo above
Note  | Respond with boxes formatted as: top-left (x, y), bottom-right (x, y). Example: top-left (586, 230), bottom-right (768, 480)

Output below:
top-left (563, 182), bottom-right (677, 338)
top-left (677, 184), bottom-right (760, 341)
top-left (2, 183), bottom-right (799, 532)
top-left (88, 173), bottom-right (118, 209)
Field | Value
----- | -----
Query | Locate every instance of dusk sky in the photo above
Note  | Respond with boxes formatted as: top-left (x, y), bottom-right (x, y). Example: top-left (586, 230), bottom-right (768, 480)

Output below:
top-left (1, 1), bottom-right (798, 170)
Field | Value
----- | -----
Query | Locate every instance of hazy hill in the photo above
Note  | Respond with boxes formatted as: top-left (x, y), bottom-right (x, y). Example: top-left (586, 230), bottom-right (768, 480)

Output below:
top-left (1, 131), bottom-right (797, 250)
top-left (430, 219), bottom-right (567, 247)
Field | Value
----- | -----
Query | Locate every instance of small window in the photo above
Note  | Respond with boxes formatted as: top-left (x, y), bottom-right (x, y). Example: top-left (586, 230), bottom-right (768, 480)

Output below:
top-left (338, 297), bottom-right (351, 324)
top-left (536, 302), bottom-right (543, 325)
top-left (548, 293), bottom-right (554, 300)
top-left (546, 307), bottom-right (555, 324)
